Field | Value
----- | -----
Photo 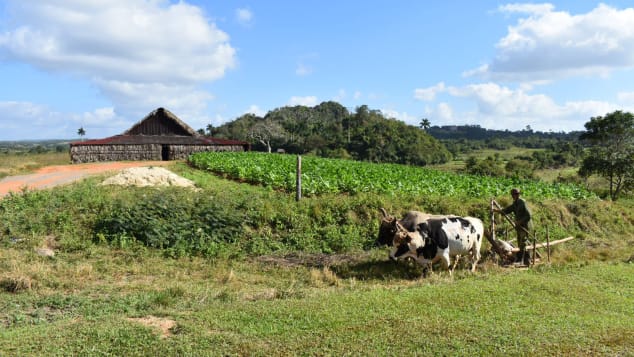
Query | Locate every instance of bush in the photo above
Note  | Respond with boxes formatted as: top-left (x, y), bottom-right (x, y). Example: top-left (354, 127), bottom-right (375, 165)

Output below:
top-left (94, 189), bottom-right (245, 258)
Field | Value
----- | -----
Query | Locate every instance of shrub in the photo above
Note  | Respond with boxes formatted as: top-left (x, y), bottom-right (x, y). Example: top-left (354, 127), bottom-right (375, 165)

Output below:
top-left (93, 189), bottom-right (245, 258)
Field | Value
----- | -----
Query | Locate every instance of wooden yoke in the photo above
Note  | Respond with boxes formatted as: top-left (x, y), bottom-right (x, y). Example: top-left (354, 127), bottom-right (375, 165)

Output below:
top-left (487, 199), bottom-right (513, 258)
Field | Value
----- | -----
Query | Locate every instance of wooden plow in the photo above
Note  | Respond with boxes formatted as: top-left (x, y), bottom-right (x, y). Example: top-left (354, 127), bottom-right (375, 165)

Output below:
top-left (487, 198), bottom-right (574, 267)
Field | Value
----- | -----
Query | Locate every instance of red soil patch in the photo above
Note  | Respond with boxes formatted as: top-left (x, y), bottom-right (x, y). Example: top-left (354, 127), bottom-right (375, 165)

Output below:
top-left (0, 161), bottom-right (170, 197)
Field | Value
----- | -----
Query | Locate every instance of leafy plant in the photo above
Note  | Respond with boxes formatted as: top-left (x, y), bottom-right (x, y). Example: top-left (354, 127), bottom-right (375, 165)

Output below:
top-left (93, 189), bottom-right (245, 258)
top-left (189, 152), bottom-right (596, 200)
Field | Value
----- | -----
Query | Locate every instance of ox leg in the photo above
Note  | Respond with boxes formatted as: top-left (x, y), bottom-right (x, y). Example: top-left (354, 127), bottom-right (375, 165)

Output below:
top-left (450, 255), bottom-right (461, 275)
top-left (416, 258), bottom-right (433, 278)
top-left (421, 263), bottom-right (432, 278)
top-left (471, 248), bottom-right (480, 273)
top-left (441, 253), bottom-right (451, 276)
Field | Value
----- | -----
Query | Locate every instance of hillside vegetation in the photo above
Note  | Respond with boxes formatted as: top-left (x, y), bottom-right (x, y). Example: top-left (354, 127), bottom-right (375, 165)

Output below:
top-left (211, 101), bottom-right (451, 166)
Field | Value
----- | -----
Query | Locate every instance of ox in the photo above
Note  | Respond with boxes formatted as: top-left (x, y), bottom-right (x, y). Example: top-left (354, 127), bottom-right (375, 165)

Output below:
top-left (376, 208), bottom-right (449, 247)
top-left (390, 216), bottom-right (484, 274)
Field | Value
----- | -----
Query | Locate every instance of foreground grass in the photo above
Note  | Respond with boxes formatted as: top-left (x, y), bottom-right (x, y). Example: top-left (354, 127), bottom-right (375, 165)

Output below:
top-left (1, 244), bottom-right (632, 356)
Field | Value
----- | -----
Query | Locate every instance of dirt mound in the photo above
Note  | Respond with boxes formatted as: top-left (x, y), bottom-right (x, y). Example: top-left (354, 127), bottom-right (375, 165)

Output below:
top-left (127, 316), bottom-right (176, 338)
top-left (100, 167), bottom-right (196, 188)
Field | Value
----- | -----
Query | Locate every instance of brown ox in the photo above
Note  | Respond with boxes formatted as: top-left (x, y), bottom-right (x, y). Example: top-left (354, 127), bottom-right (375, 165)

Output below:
top-left (376, 208), bottom-right (451, 247)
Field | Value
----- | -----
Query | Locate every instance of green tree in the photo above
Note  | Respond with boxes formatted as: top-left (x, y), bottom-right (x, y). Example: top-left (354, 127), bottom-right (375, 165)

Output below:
top-left (419, 118), bottom-right (431, 131)
top-left (579, 110), bottom-right (634, 200)
top-left (464, 155), bottom-right (505, 177)
top-left (77, 127), bottom-right (86, 140)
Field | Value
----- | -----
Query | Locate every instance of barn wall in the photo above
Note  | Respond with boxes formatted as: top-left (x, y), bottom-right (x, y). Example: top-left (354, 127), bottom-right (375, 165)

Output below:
top-left (70, 144), bottom-right (161, 163)
top-left (168, 144), bottom-right (245, 160)
top-left (70, 143), bottom-right (246, 163)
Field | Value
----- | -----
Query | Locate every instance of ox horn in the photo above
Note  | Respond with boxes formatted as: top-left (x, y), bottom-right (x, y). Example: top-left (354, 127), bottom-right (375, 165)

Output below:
top-left (380, 208), bottom-right (389, 219)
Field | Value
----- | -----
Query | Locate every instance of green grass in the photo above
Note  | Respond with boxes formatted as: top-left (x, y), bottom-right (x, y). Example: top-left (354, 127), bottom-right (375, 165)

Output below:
top-left (1, 157), bottom-right (633, 355)
top-left (459, 147), bottom-right (541, 161)
top-left (0, 152), bottom-right (70, 178)
top-left (1, 247), bottom-right (632, 355)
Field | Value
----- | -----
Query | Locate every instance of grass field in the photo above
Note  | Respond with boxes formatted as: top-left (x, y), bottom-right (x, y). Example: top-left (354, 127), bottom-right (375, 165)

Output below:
top-left (1, 154), bottom-right (633, 355)
top-left (0, 152), bottom-right (69, 179)
top-left (1, 245), bottom-right (632, 355)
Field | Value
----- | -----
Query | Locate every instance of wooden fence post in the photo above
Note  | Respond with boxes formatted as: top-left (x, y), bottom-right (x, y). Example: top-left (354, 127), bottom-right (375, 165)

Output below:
top-left (546, 226), bottom-right (550, 263)
top-left (296, 155), bottom-right (302, 201)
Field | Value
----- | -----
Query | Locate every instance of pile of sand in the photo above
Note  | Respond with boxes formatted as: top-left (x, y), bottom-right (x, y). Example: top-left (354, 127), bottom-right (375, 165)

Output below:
top-left (100, 167), bottom-right (196, 188)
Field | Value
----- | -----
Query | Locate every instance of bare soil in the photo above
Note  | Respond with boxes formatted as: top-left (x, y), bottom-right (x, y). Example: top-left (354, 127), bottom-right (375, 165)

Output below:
top-left (0, 161), bottom-right (170, 197)
top-left (127, 316), bottom-right (177, 339)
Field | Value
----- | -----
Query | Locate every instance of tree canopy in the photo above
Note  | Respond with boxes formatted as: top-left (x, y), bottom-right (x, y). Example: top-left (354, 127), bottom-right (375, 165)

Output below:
top-left (211, 101), bottom-right (451, 166)
top-left (579, 110), bottom-right (634, 200)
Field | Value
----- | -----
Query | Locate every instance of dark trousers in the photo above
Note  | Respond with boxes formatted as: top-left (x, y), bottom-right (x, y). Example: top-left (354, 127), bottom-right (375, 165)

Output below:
top-left (516, 225), bottom-right (530, 263)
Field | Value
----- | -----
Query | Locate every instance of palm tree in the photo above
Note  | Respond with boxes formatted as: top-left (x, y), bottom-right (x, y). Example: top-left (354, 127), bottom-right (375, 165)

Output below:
top-left (419, 118), bottom-right (431, 131)
top-left (77, 127), bottom-right (86, 141)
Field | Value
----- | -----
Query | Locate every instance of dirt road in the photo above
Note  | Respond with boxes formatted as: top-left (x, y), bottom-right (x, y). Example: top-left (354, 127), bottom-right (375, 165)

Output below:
top-left (0, 161), bottom-right (170, 197)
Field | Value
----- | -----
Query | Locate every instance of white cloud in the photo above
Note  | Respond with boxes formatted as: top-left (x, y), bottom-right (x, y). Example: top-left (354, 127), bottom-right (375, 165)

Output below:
top-left (244, 105), bottom-right (265, 117)
top-left (0, 101), bottom-right (126, 140)
top-left (470, 4), bottom-right (634, 82)
top-left (94, 79), bottom-right (214, 126)
top-left (74, 107), bottom-right (117, 126)
top-left (295, 53), bottom-right (319, 77)
top-left (380, 109), bottom-right (417, 124)
top-left (295, 63), bottom-right (313, 76)
top-left (436, 103), bottom-right (454, 121)
top-left (333, 89), bottom-right (346, 101)
top-left (236, 8), bottom-right (253, 27)
top-left (498, 3), bottom-right (554, 16)
top-left (353, 91), bottom-right (362, 100)
top-left (288, 96), bottom-right (318, 107)
top-left (617, 91), bottom-right (634, 104)
top-left (0, 0), bottom-right (235, 123)
top-left (414, 82), bottom-right (446, 101)
top-left (428, 82), bottom-right (622, 131)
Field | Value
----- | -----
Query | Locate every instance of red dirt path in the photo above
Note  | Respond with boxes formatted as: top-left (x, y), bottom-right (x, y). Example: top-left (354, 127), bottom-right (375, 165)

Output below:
top-left (0, 161), bottom-right (170, 197)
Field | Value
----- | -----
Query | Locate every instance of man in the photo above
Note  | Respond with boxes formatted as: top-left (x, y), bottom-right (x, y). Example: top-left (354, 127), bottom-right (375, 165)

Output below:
top-left (495, 188), bottom-right (532, 264)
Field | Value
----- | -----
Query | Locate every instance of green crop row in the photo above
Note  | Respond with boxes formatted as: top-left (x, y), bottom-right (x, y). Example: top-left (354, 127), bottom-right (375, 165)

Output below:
top-left (188, 152), bottom-right (596, 200)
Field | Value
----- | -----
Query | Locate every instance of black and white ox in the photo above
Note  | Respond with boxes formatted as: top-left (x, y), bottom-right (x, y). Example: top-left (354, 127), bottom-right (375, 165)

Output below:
top-left (389, 216), bottom-right (484, 274)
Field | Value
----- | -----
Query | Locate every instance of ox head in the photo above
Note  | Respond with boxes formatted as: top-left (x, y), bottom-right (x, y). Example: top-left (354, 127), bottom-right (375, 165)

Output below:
top-left (388, 221), bottom-right (425, 261)
top-left (376, 208), bottom-right (398, 246)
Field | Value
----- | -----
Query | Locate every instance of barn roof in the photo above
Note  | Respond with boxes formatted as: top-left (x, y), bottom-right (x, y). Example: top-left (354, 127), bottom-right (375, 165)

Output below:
top-left (124, 107), bottom-right (199, 136)
top-left (71, 107), bottom-right (248, 147)
top-left (71, 135), bottom-right (247, 146)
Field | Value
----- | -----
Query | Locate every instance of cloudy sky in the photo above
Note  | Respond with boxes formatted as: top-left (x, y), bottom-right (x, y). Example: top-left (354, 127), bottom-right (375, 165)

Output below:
top-left (1, 1), bottom-right (634, 140)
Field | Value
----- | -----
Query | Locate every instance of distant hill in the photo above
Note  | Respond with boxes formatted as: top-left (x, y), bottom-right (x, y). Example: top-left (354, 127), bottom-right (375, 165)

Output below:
top-left (427, 124), bottom-right (581, 142)
top-left (210, 101), bottom-right (452, 166)
top-left (0, 140), bottom-right (71, 153)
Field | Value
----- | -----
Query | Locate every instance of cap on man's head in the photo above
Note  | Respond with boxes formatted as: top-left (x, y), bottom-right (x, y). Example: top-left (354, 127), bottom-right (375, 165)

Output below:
top-left (510, 188), bottom-right (521, 195)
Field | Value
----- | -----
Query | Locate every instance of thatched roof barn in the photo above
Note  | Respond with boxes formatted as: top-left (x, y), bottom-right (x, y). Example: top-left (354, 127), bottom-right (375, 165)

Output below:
top-left (70, 107), bottom-right (249, 163)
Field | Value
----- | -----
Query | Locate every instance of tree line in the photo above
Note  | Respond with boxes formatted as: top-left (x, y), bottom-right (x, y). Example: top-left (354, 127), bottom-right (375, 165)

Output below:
top-left (207, 101), bottom-right (451, 166)
top-left (459, 111), bottom-right (633, 200)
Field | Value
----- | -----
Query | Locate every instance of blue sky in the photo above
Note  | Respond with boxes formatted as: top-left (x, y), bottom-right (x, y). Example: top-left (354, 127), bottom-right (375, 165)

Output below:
top-left (1, 1), bottom-right (634, 140)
